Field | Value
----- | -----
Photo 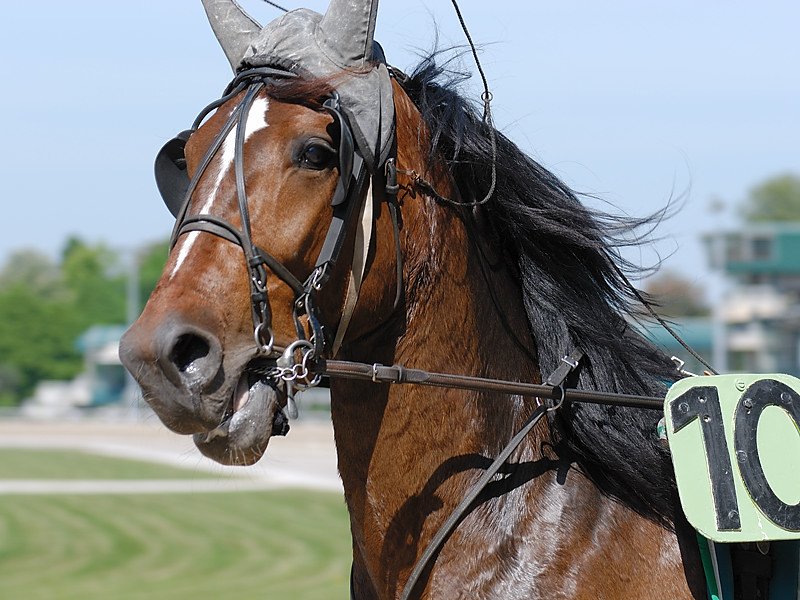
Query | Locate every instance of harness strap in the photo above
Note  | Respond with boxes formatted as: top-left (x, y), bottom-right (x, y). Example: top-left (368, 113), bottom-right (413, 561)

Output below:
top-left (176, 215), bottom-right (306, 297)
top-left (385, 158), bottom-right (405, 312)
top-left (301, 153), bottom-right (368, 357)
top-left (169, 103), bottom-right (242, 238)
top-left (399, 404), bottom-right (549, 599)
top-left (313, 153), bottom-right (367, 283)
top-left (398, 351), bottom-right (583, 600)
top-left (313, 359), bottom-right (664, 409)
top-left (544, 348), bottom-right (585, 387)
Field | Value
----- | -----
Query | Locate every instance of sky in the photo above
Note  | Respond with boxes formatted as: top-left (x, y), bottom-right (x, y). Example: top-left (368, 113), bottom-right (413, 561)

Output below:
top-left (1, 0), bottom-right (798, 298)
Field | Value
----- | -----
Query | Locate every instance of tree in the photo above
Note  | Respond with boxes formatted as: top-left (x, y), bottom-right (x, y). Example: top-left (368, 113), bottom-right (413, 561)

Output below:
top-left (740, 173), bottom-right (800, 222)
top-left (0, 237), bottom-right (174, 405)
top-left (61, 238), bottom-right (126, 328)
top-left (0, 284), bottom-right (84, 403)
top-left (138, 240), bottom-right (170, 302)
top-left (0, 249), bottom-right (65, 298)
top-left (0, 364), bottom-right (22, 407)
top-left (0, 238), bottom-right (173, 405)
top-left (644, 271), bottom-right (710, 318)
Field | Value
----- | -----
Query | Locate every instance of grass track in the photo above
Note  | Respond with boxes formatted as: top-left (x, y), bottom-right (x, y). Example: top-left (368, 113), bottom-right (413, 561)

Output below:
top-left (0, 490), bottom-right (351, 599)
top-left (0, 449), bottom-right (350, 599)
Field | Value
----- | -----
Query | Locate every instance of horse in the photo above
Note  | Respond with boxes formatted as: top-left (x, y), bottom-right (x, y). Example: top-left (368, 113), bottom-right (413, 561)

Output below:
top-left (119, 1), bottom-right (707, 597)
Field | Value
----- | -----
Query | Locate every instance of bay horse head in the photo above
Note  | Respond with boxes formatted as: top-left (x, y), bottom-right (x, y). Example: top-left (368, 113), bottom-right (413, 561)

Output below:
top-left (120, 0), bottom-right (401, 466)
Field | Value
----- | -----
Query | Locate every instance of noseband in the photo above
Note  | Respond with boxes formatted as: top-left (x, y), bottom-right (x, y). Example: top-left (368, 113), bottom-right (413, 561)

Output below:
top-left (156, 67), bottom-right (370, 366)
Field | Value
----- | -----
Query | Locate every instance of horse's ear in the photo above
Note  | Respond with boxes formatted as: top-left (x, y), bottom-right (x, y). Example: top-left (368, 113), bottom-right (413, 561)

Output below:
top-left (318, 0), bottom-right (379, 67)
top-left (201, 0), bottom-right (262, 70)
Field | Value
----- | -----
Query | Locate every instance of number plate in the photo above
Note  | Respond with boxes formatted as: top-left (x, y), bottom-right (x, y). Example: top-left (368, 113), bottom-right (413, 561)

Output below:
top-left (665, 374), bottom-right (800, 542)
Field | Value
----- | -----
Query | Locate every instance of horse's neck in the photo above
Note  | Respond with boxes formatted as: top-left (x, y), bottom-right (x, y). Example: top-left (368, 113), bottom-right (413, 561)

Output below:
top-left (327, 87), bottom-right (699, 600)
top-left (330, 191), bottom-right (552, 593)
top-left (334, 190), bottom-right (543, 449)
top-left (329, 204), bottom-right (698, 597)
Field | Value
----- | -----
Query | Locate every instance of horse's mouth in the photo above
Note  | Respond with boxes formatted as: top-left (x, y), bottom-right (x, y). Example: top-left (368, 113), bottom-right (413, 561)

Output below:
top-left (192, 370), bottom-right (290, 466)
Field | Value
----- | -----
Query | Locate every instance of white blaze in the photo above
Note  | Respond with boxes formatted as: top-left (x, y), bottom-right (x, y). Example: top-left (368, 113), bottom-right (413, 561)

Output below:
top-left (169, 97), bottom-right (271, 279)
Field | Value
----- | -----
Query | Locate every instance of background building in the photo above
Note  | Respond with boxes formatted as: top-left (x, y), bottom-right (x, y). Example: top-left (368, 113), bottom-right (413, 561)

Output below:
top-left (705, 223), bottom-right (800, 375)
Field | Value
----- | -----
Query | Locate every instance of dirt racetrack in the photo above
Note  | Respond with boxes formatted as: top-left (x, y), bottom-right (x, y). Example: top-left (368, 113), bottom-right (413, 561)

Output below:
top-left (0, 415), bottom-right (341, 494)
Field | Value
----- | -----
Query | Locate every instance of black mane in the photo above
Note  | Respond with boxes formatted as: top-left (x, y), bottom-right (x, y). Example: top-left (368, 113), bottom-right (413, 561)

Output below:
top-left (403, 55), bottom-right (681, 526)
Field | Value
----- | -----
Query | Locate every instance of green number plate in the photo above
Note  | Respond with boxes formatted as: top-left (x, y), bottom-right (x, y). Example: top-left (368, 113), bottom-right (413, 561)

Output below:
top-left (665, 374), bottom-right (800, 542)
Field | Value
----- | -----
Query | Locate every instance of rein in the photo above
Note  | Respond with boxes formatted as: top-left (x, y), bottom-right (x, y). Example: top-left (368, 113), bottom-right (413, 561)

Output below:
top-left (310, 358), bottom-right (664, 410)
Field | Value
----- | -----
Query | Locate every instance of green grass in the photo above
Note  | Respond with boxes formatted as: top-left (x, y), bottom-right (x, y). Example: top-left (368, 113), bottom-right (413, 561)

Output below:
top-left (0, 449), bottom-right (218, 480)
top-left (0, 453), bottom-right (352, 599)
top-left (0, 491), bottom-right (351, 600)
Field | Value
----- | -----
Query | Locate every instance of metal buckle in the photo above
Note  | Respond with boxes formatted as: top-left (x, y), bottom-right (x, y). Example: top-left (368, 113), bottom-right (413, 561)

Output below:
top-left (254, 323), bottom-right (275, 355)
top-left (560, 354), bottom-right (580, 370)
top-left (547, 385), bottom-right (566, 413)
top-left (277, 340), bottom-right (322, 390)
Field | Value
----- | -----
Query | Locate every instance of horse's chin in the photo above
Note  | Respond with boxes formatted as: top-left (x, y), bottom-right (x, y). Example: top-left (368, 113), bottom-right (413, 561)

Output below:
top-left (193, 375), bottom-right (290, 466)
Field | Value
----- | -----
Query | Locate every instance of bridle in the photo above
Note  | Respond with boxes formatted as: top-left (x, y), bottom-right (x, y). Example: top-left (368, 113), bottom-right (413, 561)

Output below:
top-left (155, 64), bottom-right (677, 411)
top-left (156, 66), bottom-right (373, 379)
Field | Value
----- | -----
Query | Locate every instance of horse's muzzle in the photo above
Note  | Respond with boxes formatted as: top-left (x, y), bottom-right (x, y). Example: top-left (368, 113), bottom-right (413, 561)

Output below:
top-left (119, 315), bottom-right (288, 465)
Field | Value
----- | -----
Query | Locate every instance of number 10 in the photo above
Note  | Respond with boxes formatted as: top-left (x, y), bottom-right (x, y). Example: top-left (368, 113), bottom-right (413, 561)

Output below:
top-left (670, 379), bottom-right (800, 533)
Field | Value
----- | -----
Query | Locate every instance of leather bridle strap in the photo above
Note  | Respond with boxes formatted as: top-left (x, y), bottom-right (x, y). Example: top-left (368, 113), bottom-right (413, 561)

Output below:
top-left (402, 403), bottom-right (549, 599)
top-left (303, 150), bottom-right (367, 356)
top-left (169, 68), bottom-right (369, 357)
top-left (312, 359), bottom-right (665, 410)
top-left (330, 178), bottom-right (374, 356)
top-left (177, 214), bottom-right (306, 297)
top-left (396, 350), bottom-right (582, 600)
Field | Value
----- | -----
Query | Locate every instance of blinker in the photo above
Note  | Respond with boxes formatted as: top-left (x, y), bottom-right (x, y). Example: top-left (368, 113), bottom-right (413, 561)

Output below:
top-left (156, 93), bottom-right (356, 216)
top-left (323, 96), bottom-right (355, 206)
top-left (154, 129), bottom-right (193, 218)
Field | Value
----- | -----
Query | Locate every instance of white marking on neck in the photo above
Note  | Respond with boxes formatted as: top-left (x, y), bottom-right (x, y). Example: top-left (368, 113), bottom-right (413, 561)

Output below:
top-left (169, 97), bottom-right (270, 280)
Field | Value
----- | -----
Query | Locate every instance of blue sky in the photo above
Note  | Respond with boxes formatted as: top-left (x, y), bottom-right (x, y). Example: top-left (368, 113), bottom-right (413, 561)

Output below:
top-left (1, 0), bottom-right (798, 295)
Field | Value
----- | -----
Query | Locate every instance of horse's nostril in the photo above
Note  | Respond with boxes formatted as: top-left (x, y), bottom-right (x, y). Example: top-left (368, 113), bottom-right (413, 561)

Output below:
top-left (145, 319), bottom-right (223, 389)
top-left (170, 333), bottom-right (211, 376)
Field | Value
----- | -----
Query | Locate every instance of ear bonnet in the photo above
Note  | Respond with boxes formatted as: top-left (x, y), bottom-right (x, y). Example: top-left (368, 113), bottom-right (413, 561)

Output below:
top-left (202, 0), bottom-right (394, 171)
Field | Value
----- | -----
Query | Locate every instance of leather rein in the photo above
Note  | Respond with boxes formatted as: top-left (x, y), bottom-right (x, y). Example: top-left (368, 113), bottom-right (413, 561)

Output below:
top-left (312, 357), bottom-right (664, 409)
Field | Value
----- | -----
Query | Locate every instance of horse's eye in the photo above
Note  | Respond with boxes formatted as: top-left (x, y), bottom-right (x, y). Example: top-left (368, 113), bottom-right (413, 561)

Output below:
top-left (300, 142), bottom-right (335, 170)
